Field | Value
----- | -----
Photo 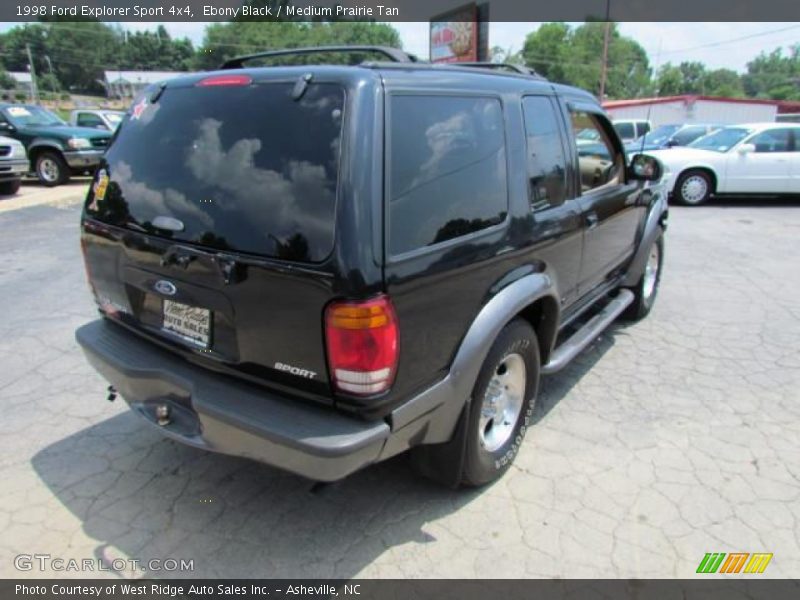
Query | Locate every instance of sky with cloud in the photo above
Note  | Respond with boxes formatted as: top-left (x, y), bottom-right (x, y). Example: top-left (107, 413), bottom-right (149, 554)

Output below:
top-left (2, 21), bottom-right (798, 73)
top-left (118, 22), bottom-right (800, 73)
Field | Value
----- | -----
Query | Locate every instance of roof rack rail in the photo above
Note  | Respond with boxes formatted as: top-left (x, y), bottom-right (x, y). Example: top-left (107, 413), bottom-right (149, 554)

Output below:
top-left (457, 62), bottom-right (543, 77)
top-left (221, 45), bottom-right (417, 70)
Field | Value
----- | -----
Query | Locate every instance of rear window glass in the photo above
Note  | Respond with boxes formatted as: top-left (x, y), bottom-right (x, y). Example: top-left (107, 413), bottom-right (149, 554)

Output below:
top-left (388, 95), bottom-right (508, 256)
top-left (86, 82), bottom-right (344, 262)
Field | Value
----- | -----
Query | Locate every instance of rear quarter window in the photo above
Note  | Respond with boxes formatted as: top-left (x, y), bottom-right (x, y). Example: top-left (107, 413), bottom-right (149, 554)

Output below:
top-left (387, 95), bottom-right (508, 256)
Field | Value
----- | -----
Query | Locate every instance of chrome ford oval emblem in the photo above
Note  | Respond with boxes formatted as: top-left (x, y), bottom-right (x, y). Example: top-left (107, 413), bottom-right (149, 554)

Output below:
top-left (154, 280), bottom-right (177, 296)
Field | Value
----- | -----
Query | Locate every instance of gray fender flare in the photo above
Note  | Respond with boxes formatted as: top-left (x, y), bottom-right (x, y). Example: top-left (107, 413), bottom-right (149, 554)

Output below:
top-left (623, 191), bottom-right (668, 288)
top-left (29, 139), bottom-right (65, 152)
top-left (390, 271), bottom-right (558, 443)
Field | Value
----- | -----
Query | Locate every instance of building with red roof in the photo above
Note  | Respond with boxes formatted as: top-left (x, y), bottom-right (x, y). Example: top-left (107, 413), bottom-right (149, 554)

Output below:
top-left (602, 95), bottom-right (800, 127)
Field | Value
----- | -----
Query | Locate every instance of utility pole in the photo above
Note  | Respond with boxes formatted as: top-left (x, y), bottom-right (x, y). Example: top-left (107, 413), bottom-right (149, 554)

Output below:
top-left (599, 22), bottom-right (611, 100)
top-left (25, 43), bottom-right (39, 105)
top-left (598, 0), bottom-right (612, 100)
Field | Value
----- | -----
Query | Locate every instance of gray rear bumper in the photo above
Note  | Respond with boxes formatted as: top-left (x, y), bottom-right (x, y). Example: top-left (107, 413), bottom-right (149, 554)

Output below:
top-left (75, 319), bottom-right (391, 481)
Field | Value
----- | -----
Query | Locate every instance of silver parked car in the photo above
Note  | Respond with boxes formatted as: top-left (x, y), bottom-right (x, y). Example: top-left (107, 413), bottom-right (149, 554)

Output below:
top-left (0, 134), bottom-right (28, 195)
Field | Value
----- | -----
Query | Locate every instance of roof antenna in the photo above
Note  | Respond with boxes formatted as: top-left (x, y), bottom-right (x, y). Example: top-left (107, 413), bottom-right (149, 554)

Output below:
top-left (292, 73), bottom-right (313, 101)
top-left (639, 38), bottom-right (663, 157)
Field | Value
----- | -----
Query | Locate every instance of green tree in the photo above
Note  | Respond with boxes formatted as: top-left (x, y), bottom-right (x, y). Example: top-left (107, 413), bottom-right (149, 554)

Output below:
top-left (520, 22), bottom-right (650, 99)
top-left (120, 25), bottom-right (194, 71)
top-left (0, 69), bottom-right (16, 90)
top-left (656, 62), bottom-right (744, 97)
top-left (677, 61), bottom-right (707, 94)
top-left (0, 22), bottom-right (121, 93)
top-left (520, 22), bottom-right (570, 81)
top-left (654, 64), bottom-right (684, 96)
top-left (0, 22), bottom-right (195, 94)
top-left (194, 21), bottom-right (401, 70)
top-left (38, 72), bottom-right (61, 93)
top-left (743, 46), bottom-right (800, 100)
top-left (43, 21), bottom-right (121, 93)
top-left (0, 24), bottom-right (50, 75)
top-left (703, 68), bottom-right (744, 97)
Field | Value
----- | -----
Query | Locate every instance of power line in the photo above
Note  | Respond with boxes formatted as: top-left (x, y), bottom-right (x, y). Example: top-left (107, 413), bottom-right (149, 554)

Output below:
top-left (659, 24), bottom-right (800, 55)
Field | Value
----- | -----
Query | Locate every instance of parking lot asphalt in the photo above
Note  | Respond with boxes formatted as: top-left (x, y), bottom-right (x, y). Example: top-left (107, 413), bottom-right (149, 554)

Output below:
top-left (0, 189), bottom-right (798, 579)
top-left (0, 178), bottom-right (91, 214)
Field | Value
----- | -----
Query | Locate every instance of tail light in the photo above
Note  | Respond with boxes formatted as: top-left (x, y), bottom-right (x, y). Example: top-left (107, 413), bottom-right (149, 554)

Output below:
top-left (325, 295), bottom-right (399, 396)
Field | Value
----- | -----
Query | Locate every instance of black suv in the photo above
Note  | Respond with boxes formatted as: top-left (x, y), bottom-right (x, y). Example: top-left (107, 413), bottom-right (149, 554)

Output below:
top-left (76, 47), bottom-right (666, 487)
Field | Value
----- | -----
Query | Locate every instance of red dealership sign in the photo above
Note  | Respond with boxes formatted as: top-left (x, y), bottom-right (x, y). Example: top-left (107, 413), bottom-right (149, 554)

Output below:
top-left (430, 4), bottom-right (478, 63)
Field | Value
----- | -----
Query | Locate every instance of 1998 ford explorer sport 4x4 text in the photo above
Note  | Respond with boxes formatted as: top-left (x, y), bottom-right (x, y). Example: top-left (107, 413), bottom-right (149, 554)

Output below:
top-left (76, 46), bottom-right (667, 487)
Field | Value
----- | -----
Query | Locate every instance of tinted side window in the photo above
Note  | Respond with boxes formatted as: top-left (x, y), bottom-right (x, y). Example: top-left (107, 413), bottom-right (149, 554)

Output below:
top-left (388, 95), bottom-right (507, 256)
top-left (571, 111), bottom-right (622, 193)
top-left (78, 113), bottom-right (105, 128)
top-left (749, 129), bottom-right (792, 153)
top-left (672, 126), bottom-right (707, 146)
top-left (614, 122), bottom-right (634, 139)
top-left (522, 96), bottom-right (568, 210)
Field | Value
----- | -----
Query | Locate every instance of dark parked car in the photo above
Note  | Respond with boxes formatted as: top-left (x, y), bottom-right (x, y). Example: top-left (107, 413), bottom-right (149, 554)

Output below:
top-left (0, 103), bottom-right (112, 186)
top-left (76, 46), bottom-right (667, 487)
top-left (625, 123), bottom-right (721, 154)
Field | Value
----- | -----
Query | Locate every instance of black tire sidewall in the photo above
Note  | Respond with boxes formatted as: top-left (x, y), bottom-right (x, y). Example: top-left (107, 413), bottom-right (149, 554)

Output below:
top-left (640, 233), bottom-right (664, 314)
top-left (36, 152), bottom-right (66, 187)
top-left (462, 320), bottom-right (540, 486)
top-left (0, 179), bottom-right (21, 195)
top-left (625, 232), bottom-right (664, 320)
top-left (676, 170), bottom-right (711, 205)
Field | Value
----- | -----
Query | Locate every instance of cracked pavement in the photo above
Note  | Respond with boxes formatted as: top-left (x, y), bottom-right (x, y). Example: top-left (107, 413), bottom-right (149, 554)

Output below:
top-left (0, 192), bottom-right (798, 579)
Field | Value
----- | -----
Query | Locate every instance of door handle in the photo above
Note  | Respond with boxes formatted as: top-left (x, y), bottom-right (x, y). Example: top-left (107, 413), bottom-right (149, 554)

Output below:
top-left (585, 212), bottom-right (599, 230)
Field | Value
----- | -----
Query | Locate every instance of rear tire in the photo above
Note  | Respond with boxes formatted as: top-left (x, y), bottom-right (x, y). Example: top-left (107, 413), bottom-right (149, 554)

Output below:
top-left (624, 232), bottom-right (664, 321)
top-left (35, 151), bottom-right (70, 187)
top-left (0, 179), bottom-right (21, 195)
top-left (674, 169), bottom-right (712, 205)
top-left (461, 319), bottom-right (540, 487)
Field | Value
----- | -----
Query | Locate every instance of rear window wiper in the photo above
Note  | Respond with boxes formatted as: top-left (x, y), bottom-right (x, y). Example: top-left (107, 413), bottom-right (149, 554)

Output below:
top-left (161, 244), bottom-right (243, 285)
top-left (150, 82), bottom-right (167, 103)
top-left (292, 73), bottom-right (313, 101)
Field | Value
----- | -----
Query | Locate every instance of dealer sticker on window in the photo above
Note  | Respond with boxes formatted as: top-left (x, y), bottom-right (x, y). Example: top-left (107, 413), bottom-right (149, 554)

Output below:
top-left (7, 106), bottom-right (30, 117)
top-left (89, 170), bottom-right (109, 211)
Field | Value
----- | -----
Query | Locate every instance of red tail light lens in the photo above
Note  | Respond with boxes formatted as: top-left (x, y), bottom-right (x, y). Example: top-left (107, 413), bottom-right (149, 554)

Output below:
top-left (325, 295), bottom-right (399, 396)
top-left (196, 74), bottom-right (252, 87)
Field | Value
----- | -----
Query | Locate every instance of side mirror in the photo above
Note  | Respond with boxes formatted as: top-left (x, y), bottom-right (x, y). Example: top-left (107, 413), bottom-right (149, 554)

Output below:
top-left (628, 153), bottom-right (663, 182)
top-left (665, 139), bottom-right (680, 147)
top-left (738, 143), bottom-right (755, 154)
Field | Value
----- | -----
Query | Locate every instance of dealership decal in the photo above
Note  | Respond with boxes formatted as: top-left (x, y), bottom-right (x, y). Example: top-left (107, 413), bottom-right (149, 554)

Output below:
top-left (696, 552), bottom-right (773, 574)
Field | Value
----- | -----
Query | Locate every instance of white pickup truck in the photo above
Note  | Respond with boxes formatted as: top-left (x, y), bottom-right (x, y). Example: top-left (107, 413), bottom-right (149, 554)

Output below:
top-left (68, 109), bottom-right (124, 132)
